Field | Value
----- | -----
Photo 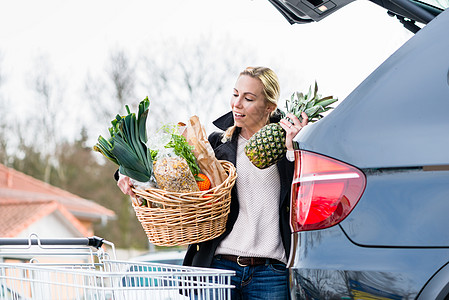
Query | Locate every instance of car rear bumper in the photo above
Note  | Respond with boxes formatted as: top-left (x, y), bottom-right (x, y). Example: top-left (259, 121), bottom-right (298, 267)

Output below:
top-left (289, 228), bottom-right (449, 299)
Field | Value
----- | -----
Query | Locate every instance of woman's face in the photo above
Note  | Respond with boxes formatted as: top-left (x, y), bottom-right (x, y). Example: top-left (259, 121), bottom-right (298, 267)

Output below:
top-left (231, 75), bottom-right (275, 139)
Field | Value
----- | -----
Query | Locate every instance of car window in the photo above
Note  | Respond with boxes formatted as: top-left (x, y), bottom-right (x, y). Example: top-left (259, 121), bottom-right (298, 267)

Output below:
top-left (419, 0), bottom-right (449, 9)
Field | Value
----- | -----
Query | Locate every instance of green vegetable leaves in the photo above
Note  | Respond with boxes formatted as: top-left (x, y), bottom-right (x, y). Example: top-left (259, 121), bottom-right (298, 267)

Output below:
top-left (93, 97), bottom-right (153, 182)
top-left (93, 136), bottom-right (118, 165)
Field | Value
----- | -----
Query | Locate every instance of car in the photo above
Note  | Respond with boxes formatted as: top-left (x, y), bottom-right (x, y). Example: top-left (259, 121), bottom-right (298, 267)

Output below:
top-left (0, 284), bottom-right (30, 300)
top-left (131, 249), bottom-right (186, 265)
top-left (267, 0), bottom-right (449, 299)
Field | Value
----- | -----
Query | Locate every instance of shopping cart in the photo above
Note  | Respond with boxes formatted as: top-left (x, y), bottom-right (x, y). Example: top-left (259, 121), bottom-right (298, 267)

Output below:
top-left (0, 234), bottom-right (234, 300)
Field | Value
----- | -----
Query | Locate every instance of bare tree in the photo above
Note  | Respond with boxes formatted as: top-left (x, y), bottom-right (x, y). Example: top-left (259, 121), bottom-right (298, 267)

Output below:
top-left (84, 71), bottom-right (108, 119)
top-left (109, 50), bottom-right (136, 107)
top-left (0, 51), bottom-right (3, 88)
top-left (0, 54), bottom-right (5, 163)
top-left (85, 35), bottom-right (297, 136)
top-left (85, 48), bottom-right (137, 125)
top-left (27, 55), bottom-right (67, 183)
top-left (0, 123), bottom-right (7, 165)
top-left (0, 52), bottom-right (10, 166)
top-left (138, 34), bottom-right (255, 133)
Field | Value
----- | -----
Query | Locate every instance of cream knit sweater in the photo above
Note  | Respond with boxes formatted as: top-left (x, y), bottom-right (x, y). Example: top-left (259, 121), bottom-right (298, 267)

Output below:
top-left (215, 135), bottom-right (287, 264)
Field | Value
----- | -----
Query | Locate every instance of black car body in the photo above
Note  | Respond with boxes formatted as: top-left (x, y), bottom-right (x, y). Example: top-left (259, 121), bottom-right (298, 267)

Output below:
top-left (268, 0), bottom-right (449, 298)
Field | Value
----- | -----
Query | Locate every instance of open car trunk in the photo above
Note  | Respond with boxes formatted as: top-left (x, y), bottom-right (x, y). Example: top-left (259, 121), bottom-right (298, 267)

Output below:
top-left (268, 0), bottom-right (447, 32)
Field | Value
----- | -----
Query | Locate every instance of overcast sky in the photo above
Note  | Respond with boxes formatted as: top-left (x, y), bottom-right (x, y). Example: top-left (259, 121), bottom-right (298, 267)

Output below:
top-left (0, 0), bottom-right (413, 139)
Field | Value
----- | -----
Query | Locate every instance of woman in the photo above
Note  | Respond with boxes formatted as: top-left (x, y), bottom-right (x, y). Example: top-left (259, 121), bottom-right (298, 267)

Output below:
top-left (118, 66), bottom-right (308, 299)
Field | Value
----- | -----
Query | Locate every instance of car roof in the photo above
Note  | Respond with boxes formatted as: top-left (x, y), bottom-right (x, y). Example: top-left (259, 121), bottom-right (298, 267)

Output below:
top-left (268, 0), bottom-right (447, 32)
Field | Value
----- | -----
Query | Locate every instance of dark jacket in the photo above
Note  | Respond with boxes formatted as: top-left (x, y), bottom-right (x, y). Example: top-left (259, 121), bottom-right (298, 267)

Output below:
top-left (183, 111), bottom-right (294, 268)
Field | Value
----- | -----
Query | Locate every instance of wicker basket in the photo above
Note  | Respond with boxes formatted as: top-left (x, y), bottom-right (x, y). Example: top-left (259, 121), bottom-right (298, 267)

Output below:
top-left (131, 160), bottom-right (237, 247)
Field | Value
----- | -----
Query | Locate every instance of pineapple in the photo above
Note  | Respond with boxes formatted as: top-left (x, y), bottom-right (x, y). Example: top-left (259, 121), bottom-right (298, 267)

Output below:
top-left (244, 81), bottom-right (338, 169)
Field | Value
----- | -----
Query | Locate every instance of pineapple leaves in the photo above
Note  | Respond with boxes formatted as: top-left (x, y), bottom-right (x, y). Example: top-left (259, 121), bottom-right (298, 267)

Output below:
top-left (304, 105), bottom-right (324, 122)
top-left (305, 98), bottom-right (317, 110)
top-left (284, 81), bottom-right (338, 123)
top-left (316, 97), bottom-right (338, 108)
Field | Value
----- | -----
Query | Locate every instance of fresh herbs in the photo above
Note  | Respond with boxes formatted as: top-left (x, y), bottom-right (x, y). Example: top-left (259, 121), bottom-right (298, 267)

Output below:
top-left (150, 124), bottom-right (202, 180)
top-left (165, 133), bottom-right (202, 180)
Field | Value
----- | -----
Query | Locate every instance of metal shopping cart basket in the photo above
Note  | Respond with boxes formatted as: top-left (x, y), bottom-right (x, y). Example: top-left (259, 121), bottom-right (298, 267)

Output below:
top-left (0, 234), bottom-right (234, 300)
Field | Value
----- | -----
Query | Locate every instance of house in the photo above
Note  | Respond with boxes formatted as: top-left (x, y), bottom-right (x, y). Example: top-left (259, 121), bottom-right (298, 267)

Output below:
top-left (0, 166), bottom-right (117, 298)
top-left (0, 163), bottom-right (115, 239)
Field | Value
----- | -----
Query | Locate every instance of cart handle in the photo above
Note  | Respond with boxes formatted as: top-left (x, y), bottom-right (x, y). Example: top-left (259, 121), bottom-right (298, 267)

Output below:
top-left (0, 235), bottom-right (105, 249)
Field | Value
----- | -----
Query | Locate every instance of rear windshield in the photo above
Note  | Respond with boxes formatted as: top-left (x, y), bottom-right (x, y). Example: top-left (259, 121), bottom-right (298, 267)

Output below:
top-left (420, 0), bottom-right (449, 9)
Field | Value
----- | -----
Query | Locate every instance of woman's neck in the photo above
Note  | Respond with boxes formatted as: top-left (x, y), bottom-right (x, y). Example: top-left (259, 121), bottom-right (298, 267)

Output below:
top-left (239, 127), bottom-right (257, 140)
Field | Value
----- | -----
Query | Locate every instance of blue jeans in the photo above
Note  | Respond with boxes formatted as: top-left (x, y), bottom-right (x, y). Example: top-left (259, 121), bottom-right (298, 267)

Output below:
top-left (211, 256), bottom-right (290, 300)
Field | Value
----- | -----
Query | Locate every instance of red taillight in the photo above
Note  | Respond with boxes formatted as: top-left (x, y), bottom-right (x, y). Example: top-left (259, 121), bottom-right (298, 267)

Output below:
top-left (290, 150), bottom-right (366, 232)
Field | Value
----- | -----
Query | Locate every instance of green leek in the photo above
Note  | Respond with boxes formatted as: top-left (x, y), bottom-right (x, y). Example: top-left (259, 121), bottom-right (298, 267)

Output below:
top-left (93, 97), bottom-right (153, 183)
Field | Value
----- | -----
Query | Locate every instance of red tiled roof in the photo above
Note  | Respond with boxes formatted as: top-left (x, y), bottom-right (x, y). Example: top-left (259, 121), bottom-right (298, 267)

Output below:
top-left (0, 199), bottom-right (89, 237)
top-left (0, 164), bottom-right (115, 221)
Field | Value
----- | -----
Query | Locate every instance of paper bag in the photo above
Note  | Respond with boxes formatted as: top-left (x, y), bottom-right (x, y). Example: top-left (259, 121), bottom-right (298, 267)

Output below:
top-left (185, 116), bottom-right (228, 188)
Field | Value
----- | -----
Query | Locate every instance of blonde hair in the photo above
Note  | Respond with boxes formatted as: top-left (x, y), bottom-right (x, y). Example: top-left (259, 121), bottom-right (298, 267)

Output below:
top-left (222, 66), bottom-right (280, 142)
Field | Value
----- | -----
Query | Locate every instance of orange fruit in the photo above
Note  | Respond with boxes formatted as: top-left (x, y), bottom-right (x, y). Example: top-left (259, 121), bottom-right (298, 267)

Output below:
top-left (203, 191), bottom-right (213, 201)
top-left (196, 173), bottom-right (211, 191)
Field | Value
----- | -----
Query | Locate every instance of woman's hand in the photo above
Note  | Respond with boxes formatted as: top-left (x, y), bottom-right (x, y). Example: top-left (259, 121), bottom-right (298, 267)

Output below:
top-left (279, 112), bottom-right (309, 151)
top-left (117, 173), bottom-right (136, 197)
